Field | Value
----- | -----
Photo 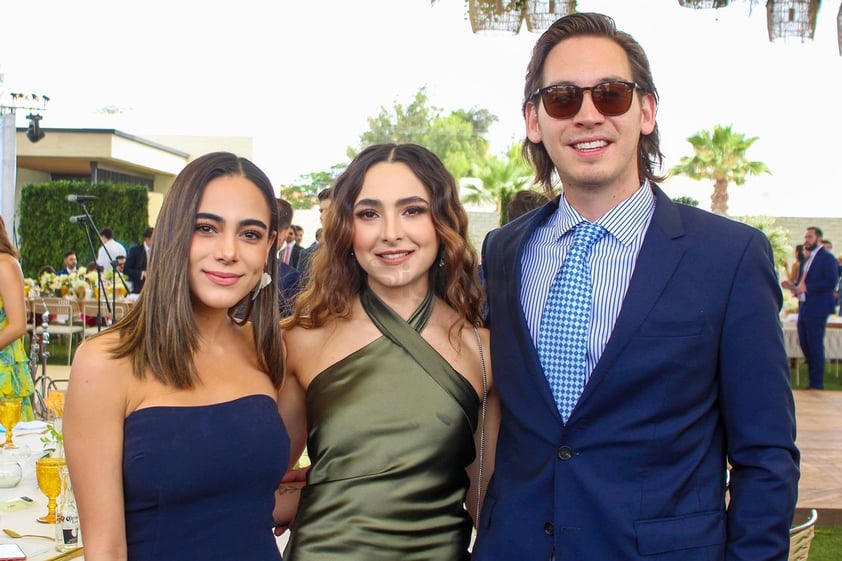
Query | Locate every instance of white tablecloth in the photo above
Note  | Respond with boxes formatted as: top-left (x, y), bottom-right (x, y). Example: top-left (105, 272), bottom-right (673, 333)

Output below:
top-left (781, 315), bottom-right (842, 361)
top-left (0, 430), bottom-right (82, 560)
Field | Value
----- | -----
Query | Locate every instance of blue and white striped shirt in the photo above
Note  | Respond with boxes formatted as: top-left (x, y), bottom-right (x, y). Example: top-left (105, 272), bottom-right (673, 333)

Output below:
top-left (521, 182), bottom-right (656, 382)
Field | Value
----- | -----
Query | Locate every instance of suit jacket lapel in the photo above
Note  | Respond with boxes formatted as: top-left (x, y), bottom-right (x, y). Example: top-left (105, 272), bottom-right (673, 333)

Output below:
top-left (502, 200), bottom-right (565, 413)
top-left (578, 186), bottom-right (686, 404)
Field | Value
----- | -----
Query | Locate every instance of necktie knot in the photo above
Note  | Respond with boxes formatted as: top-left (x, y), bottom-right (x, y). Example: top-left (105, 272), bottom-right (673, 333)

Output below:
top-left (572, 222), bottom-right (606, 251)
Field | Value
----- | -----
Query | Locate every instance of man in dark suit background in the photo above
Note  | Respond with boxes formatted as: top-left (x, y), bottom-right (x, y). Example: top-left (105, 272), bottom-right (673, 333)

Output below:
top-left (297, 187), bottom-right (331, 284)
top-left (787, 227), bottom-right (838, 389)
top-left (125, 227), bottom-right (153, 294)
top-left (57, 250), bottom-right (77, 275)
top-left (279, 225), bottom-right (302, 269)
top-left (276, 198), bottom-right (302, 318)
top-left (473, 13), bottom-right (798, 561)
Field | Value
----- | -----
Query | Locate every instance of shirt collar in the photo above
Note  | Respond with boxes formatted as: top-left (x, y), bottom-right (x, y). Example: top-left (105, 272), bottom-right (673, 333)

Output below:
top-left (550, 181), bottom-right (655, 246)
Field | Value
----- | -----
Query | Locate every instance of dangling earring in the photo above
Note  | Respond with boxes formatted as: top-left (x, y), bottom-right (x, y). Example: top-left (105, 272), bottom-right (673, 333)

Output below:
top-left (350, 250), bottom-right (355, 257)
top-left (438, 256), bottom-right (445, 268)
top-left (251, 271), bottom-right (272, 301)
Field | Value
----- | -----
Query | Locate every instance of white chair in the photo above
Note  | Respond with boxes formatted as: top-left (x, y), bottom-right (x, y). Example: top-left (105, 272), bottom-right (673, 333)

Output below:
top-left (788, 509), bottom-right (818, 561)
top-left (30, 297), bottom-right (84, 365)
top-left (81, 300), bottom-right (130, 339)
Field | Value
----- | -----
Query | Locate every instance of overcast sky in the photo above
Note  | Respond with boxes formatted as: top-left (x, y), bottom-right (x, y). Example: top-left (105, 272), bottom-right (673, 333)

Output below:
top-left (1, 0), bottom-right (840, 217)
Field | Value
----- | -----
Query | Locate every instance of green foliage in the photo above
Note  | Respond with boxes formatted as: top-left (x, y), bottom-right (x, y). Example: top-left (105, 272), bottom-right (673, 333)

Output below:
top-left (349, 86), bottom-right (497, 180)
top-left (462, 144), bottom-right (535, 225)
top-left (810, 526), bottom-right (842, 560)
top-left (18, 181), bottom-right (149, 277)
top-left (672, 195), bottom-right (699, 207)
top-left (732, 215), bottom-right (791, 272)
top-left (669, 124), bottom-right (770, 215)
top-left (283, 165), bottom-right (345, 210)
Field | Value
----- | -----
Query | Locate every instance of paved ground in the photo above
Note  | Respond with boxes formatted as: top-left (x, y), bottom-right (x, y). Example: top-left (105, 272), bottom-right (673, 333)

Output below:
top-left (793, 389), bottom-right (842, 526)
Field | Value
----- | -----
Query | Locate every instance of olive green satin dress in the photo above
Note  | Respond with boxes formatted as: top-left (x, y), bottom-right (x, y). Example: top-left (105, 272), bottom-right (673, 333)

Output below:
top-left (285, 287), bottom-right (479, 561)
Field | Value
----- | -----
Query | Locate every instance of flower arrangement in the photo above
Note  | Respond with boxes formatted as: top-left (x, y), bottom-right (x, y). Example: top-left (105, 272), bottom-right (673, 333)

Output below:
top-left (27, 268), bottom-right (96, 299)
top-left (40, 391), bottom-right (65, 458)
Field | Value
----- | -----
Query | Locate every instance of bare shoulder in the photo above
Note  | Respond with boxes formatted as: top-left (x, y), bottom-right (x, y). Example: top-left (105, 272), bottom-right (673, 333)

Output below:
top-left (0, 255), bottom-right (21, 279)
top-left (70, 332), bottom-right (132, 389)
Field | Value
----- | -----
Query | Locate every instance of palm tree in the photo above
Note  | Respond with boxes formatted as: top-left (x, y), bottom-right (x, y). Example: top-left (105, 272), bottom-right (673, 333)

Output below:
top-left (461, 144), bottom-right (535, 225)
top-left (669, 124), bottom-right (770, 216)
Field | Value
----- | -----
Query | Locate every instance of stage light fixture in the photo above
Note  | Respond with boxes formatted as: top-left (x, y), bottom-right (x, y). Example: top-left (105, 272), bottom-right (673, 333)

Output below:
top-left (26, 113), bottom-right (45, 143)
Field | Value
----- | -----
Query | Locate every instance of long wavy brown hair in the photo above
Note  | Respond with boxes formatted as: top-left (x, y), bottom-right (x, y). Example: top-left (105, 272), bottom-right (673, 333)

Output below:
top-left (522, 12), bottom-right (665, 194)
top-left (285, 143), bottom-right (484, 334)
top-left (106, 152), bottom-right (283, 389)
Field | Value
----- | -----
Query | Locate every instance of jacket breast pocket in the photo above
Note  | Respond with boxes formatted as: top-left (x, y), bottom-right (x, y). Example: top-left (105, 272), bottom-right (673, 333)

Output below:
top-left (637, 319), bottom-right (705, 338)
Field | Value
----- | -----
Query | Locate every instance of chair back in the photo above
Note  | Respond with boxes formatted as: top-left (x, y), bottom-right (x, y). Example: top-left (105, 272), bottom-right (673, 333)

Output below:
top-left (788, 509), bottom-right (818, 561)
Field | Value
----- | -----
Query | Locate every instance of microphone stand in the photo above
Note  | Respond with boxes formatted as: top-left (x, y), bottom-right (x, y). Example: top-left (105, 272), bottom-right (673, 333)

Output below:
top-left (71, 202), bottom-right (114, 332)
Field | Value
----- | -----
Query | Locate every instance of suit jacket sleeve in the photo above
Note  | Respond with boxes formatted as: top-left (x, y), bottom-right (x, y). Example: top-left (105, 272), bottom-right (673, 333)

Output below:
top-left (718, 230), bottom-right (800, 560)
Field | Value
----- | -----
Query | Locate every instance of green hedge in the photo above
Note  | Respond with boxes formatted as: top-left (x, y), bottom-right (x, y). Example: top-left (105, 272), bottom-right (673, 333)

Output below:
top-left (18, 181), bottom-right (149, 278)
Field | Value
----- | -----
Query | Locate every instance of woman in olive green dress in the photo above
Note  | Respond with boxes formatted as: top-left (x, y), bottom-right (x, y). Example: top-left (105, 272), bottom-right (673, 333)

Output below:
top-left (0, 217), bottom-right (37, 420)
top-left (280, 143), bottom-right (499, 561)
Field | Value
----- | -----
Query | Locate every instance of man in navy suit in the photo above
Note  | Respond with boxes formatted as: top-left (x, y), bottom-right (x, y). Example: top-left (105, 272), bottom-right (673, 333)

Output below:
top-left (473, 13), bottom-right (799, 561)
top-left (785, 227), bottom-right (838, 389)
top-left (125, 227), bottom-right (153, 294)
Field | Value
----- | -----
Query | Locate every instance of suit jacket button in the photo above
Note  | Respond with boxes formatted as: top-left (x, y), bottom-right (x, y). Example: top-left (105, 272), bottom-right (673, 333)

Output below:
top-left (544, 522), bottom-right (554, 535)
top-left (557, 446), bottom-right (573, 460)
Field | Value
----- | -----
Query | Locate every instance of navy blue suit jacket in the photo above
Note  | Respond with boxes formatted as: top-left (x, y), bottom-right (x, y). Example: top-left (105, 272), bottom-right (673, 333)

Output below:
top-left (474, 186), bottom-right (799, 561)
top-left (124, 244), bottom-right (147, 294)
top-left (800, 246), bottom-right (838, 317)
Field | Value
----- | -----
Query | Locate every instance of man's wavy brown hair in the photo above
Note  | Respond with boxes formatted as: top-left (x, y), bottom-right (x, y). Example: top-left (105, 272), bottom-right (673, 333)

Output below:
top-left (522, 12), bottom-right (665, 194)
top-left (285, 143), bottom-right (484, 335)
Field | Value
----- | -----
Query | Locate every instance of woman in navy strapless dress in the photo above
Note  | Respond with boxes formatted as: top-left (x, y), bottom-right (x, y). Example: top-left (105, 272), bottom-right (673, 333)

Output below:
top-left (64, 152), bottom-right (303, 561)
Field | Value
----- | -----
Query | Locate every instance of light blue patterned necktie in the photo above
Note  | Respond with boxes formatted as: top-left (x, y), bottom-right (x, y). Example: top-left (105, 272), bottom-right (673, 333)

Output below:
top-left (537, 221), bottom-right (606, 423)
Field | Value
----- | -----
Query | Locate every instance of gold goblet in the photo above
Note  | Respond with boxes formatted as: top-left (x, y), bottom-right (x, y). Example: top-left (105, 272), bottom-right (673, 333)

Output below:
top-left (0, 397), bottom-right (22, 448)
top-left (36, 457), bottom-right (66, 523)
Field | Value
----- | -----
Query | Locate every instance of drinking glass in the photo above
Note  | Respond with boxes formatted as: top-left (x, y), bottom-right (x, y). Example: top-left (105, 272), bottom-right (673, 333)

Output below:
top-left (36, 456), bottom-right (66, 523)
top-left (0, 398), bottom-right (22, 449)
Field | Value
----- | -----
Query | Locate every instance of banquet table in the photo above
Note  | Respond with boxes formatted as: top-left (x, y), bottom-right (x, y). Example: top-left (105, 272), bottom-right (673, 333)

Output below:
top-left (0, 428), bottom-right (83, 560)
top-left (781, 315), bottom-right (842, 383)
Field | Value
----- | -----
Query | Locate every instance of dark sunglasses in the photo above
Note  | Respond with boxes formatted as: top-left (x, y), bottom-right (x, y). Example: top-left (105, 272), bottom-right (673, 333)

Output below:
top-left (531, 80), bottom-right (639, 119)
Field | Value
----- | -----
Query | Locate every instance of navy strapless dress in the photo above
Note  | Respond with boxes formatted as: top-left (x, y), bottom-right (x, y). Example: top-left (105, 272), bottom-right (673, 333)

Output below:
top-left (123, 395), bottom-right (289, 560)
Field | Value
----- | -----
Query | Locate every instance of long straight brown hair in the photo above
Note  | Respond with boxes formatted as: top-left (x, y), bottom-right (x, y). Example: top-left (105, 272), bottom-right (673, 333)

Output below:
top-left (106, 152), bottom-right (283, 389)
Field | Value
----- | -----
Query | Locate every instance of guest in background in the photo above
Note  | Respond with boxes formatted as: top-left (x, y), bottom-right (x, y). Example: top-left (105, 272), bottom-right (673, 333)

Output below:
top-left (64, 152), bottom-right (302, 561)
top-left (506, 189), bottom-right (550, 222)
top-left (0, 216), bottom-right (37, 420)
top-left (276, 199), bottom-right (303, 318)
top-left (37, 265), bottom-right (56, 279)
top-left (297, 188), bottom-right (332, 282)
top-left (281, 143), bottom-right (498, 560)
top-left (280, 226), bottom-right (302, 269)
top-left (783, 226), bottom-right (839, 390)
top-left (787, 244), bottom-right (807, 285)
top-left (95, 228), bottom-right (126, 272)
top-left (57, 251), bottom-right (78, 275)
top-left (292, 225), bottom-right (304, 246)
top-left (125, 227), bottom-right (153, 294)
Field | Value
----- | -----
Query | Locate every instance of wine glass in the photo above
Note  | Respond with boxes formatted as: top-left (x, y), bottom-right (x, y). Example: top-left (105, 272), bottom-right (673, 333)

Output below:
top-left (36, 456), bottom-right (66, 523)
top-left (0, 397), bottom-right (22, 449)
